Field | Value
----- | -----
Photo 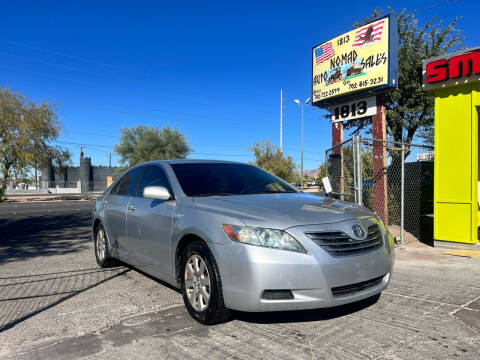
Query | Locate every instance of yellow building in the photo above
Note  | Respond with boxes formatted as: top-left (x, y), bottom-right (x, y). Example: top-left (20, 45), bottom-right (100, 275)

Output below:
top-left (423, 47), bottom-right (480, 244)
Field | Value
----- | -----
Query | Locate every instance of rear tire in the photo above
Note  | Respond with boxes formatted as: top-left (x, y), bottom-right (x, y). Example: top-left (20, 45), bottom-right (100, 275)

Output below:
top-left (180, 241), bottom-right (232, 325)
top-left (94, 224), bottom-right (117, 268)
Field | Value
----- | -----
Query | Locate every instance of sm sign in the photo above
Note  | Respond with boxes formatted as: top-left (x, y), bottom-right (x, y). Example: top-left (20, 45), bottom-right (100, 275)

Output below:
top-left (422, 47), bottom-right (480, 91)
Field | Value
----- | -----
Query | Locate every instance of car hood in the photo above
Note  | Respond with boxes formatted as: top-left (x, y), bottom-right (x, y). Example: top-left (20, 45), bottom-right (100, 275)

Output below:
top-left (193, 192), bottom-right (373, 229)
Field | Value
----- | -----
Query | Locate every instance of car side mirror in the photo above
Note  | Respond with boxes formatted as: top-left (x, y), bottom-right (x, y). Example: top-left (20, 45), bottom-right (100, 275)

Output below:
top-left (143, 186), bottom-right (172, 201)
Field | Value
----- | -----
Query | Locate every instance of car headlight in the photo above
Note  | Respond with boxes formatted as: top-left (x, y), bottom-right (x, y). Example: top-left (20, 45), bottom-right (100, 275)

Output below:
top-left (376, 217), bottom-right (386, 233)
top-left (375, 218), bottom-right (395, 247)
top-left (387, 231), bottom-right (396, 249)
top-left (222, 224), bottom-right (306, 253)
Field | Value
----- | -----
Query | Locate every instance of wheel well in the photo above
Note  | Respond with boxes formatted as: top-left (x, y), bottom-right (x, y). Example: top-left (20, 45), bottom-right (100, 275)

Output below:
top-left (175, 234), bottom-right (207, 284)
top-left (93, 219), bottom-right (102, 236)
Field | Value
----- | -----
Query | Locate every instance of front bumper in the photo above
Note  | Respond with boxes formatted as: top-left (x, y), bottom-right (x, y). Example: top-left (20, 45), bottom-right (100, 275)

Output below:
top-left (215, 219), bottom-right (394, 312)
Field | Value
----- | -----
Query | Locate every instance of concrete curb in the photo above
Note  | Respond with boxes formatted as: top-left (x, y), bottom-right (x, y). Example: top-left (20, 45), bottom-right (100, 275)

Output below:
top-left (434, 240), bottom-right (480, 250)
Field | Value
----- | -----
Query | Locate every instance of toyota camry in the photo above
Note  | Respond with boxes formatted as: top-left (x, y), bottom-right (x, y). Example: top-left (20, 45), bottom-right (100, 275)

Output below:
top-left (92, 160), bottom-right (394, 324)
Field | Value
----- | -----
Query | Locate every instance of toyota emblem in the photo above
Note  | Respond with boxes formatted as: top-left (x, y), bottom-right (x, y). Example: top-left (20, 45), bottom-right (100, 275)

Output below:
top-left (352, 224), bottom-right (366, 239)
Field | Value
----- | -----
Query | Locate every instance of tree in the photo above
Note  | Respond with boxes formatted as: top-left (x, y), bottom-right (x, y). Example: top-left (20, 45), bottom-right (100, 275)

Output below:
top-left (345, 8), bottom-right (463, 147)
top-left (418, 126), bottom-right (434, 146)
top-left (250, 140), bottom-right (298, 183)
top-left (0, 88), bottom-right (70, 200)
top-left (317, 163), bottom-right (327, 181)
top-left (114, 125), bottom-right (191, 170)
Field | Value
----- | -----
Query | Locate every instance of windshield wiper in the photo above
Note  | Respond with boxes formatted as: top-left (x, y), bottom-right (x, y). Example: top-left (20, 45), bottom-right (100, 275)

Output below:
top-left (249, 190), bottom-right (296, 194)
top-left (194, 192), bottom-right (235, 197)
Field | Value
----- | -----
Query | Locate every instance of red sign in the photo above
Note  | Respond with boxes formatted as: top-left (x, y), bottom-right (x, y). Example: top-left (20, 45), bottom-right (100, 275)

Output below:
top-left (424, 48), bottom-right (480, 86)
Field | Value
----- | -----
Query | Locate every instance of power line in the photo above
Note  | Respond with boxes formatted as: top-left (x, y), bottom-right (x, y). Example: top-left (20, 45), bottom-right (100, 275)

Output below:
top-left (1, 45), bottom-right (276, 110)
top-left (0, 39), bottom-right (148, 75)
top-left (61, 130), bottom-right (325, 154)
top-left (55, 140), bottom-right (114, 149)
top-left (64, 130), bottom-right (118, 138)
top-left (420, 0), bottom-right (461, 12)
top-left (0, 52), bottom-right (124, 80)
top-left (54, 140), bottom-right (322, 162)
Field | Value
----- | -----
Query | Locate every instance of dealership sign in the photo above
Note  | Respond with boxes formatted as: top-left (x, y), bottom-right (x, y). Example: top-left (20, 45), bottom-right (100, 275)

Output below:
top-left (422, 47), bottom-right (480, 91)
top-left (312, 14), bottom-right (398, 107)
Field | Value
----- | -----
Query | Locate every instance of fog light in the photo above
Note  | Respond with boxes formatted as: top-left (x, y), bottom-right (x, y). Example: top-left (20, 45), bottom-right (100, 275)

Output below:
top-left (262, 290), bottom-right (294, 300)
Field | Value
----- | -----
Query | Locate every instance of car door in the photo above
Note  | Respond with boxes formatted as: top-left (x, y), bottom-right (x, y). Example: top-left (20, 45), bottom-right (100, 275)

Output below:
top-left (126, 164), bottom-right (175, 277)
top-left (102, 166), bottom-right (145, 262)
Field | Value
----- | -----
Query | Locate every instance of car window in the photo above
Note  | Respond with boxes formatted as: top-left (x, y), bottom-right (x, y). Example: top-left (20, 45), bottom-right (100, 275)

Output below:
top-left (115, 166), bottom-right (145, 196)
top-left (170, 163), bottom-right (297, 197)
top-left (109, 180), bottom-right (121, 195)
top-left (136, 165), bottom-right (172, 198)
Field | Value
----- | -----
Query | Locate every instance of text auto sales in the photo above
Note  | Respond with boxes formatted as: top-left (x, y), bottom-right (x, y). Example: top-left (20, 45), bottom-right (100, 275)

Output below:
top-left (313, 50), bottom-right (387, 86)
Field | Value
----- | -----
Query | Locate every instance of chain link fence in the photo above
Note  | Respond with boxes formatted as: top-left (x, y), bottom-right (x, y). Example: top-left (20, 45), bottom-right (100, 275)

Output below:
top-left (324, 138), bottom-right (355, 202)
top-left (325, 136), bottom-right (434, 245)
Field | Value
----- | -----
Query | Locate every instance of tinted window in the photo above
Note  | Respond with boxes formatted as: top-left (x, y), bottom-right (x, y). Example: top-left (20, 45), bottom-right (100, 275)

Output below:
top-left (136, 165), bottom-right (172, 198)
top-left (109, 180), bottom-right (121, 195)
top-left (171, 163), bottom-right (296, 197)
top-left (116, 166), bottom-right (145, 196)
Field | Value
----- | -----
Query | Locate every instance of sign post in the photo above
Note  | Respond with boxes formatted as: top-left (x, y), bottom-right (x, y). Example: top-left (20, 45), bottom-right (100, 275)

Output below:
top-left (372, 94), bottom-right (388, 222)
top-left (331, 121), bottom-right (344, 197)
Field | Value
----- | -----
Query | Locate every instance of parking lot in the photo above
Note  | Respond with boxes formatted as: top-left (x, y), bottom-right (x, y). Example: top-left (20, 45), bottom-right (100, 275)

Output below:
top-left (0, 200), bottom-right (479, 359)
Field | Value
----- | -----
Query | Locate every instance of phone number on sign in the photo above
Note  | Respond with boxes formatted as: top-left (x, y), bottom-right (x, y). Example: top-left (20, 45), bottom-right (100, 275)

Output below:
top-left (347, 76), bottom-right (384, 90)
top-left (316, 87), bottom-right (341, 99)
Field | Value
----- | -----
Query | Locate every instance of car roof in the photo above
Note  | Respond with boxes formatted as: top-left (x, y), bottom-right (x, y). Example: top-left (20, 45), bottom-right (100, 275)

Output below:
top-left (143, 159), bottom-right (248, 165)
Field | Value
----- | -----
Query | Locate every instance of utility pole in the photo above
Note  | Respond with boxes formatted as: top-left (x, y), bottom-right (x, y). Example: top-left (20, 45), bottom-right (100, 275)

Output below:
top-left (301, 102), bottom-right (304, 191)
top-left (108, 153), bottom-right (112, 167)
top-left (294, 97), bottom-right (311, 191)
top-left (280, 89), bottom-right (284, 152)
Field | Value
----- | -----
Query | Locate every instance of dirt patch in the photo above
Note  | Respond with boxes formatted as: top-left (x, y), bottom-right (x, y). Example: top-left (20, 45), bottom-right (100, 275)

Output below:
top-left (388, 224), bottom-right (428, 248)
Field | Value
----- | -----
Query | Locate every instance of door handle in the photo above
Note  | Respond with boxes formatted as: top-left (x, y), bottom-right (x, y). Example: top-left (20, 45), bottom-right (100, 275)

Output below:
top-left (128, 204), bottom-right (136, 212)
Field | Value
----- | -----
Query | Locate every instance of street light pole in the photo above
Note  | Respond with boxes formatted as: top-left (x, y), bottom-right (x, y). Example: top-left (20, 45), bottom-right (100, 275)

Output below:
top-left (294, 97), bottom-right (311, 191)
top-left (300, 102), bottom-right (304, 191)
top-left (280, 89), bottom-right (283, 153)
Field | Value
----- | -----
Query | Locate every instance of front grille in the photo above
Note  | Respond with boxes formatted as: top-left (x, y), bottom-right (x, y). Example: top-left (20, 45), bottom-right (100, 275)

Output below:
top-left (306, 224), bottom-right (383, 256)
top-left (331, 275), bottom-right (385, 297)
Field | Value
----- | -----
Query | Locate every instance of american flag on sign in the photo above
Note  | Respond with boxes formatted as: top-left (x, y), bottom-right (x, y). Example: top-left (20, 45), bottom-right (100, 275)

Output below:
top-left (315, 42), bottom-right (335, 64)
top-left (353, 20), bottom-right (385, 47)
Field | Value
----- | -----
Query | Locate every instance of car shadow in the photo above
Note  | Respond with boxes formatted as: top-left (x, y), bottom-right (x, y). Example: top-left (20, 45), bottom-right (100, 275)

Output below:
top-left (234, 294), bottom-right (380, 324)
top-left (119, 261), bottom-right (181, 293)
top-left (0, 212), bottom-right (92, 263)
top-left (0, 267), bottom-right (130, 332)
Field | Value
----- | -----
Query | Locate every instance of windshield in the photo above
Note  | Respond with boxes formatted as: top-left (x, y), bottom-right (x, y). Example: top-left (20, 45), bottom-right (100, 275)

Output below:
top-left (170, 163), bottom-right (297, 197)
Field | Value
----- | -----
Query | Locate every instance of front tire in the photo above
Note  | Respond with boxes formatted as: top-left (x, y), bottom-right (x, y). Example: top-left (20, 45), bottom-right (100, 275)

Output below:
top-left (94, 224), bottom-right (116, 268)
top-left (180, 241), bottom-right (232, 325)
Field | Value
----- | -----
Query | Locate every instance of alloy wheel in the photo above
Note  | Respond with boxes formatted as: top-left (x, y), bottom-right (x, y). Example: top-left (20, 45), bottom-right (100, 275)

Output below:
top-left (184, 254), bottom-right (211, 311)
top-left (96, 228), bottom-right (106, 262)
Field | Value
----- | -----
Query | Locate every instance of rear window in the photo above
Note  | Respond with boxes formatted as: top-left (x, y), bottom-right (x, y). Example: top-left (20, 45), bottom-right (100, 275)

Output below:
top-left (170, 163), bottom-right (296, 197)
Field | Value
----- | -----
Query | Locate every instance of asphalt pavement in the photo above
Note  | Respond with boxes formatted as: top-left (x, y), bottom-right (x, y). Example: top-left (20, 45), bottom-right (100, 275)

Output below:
top-left (0, 201), bottom-right (479, 359)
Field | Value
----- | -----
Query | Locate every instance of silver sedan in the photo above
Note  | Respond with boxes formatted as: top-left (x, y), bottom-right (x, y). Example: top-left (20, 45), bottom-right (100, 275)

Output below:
top-left (92, 160), bottom-right (394, 324)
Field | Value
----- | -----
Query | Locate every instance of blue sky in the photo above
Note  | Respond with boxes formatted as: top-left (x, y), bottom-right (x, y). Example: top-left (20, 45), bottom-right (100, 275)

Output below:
top-left (1, 0), bottom-right (479, 170)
